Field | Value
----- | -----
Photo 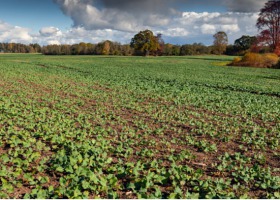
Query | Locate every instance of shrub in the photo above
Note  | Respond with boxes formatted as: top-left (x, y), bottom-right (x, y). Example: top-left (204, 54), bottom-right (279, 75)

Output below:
top-left (229, 52), bottom-right (279, 68)
top-left (231, 57), bottom-right (241, 64)
top-left (242, 53), bottom-right (263, 67)
top-left (263, 53), bottom-right (280, 68)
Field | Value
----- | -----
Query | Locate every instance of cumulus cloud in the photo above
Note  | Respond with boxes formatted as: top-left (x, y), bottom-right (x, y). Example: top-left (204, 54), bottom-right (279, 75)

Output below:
top-left (62, 28), bottom-right (134, 44)
top-left (0, 19), bottom-right (134, 45)
top-left (40, 27), bottom-right (62, 37)
top-left (152, 11), bottom-right (257, 44)
top-left (33, 26), bottom-right (134, 45)
top-left (201, 24), bottom-right (216, 35)
top-left (53, 0), bottom-right (266, 33)
top-left (163, 28), bottom-right (189, 37)
top-left (0, 21), bottom-right (33, 43)
top-left (53, 0), bottom-right (179, 32)
top-left (176, 12), bottom-right (243, 36)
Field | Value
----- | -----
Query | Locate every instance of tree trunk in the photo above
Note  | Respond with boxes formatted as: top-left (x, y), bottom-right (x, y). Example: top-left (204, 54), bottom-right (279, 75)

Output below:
top-left (144, 49), bottom-right (149, 57)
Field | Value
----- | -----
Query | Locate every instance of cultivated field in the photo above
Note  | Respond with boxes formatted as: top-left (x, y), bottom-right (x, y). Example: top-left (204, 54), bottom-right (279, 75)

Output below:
top-left (0, 54), bottom-right (279, 198)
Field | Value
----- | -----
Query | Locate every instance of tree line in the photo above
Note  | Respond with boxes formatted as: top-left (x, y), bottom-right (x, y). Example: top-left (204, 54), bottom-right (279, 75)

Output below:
top-left (0, 38), bottom-right (258, 57)
top-left (41, 41), bottom-right (220, 56)
top-left (0, 43), bottom-right (41, 53)
top-left (41, 41), bottom-right (134, 56)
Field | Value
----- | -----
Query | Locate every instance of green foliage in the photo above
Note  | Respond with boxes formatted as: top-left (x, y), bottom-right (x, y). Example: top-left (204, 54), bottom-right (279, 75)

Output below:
top-left (130, 29), bottom-right (160, 56)
top-left (0, 54), bottom-right (279, 198)
top-left (234, 35), bottom-right (257, 52)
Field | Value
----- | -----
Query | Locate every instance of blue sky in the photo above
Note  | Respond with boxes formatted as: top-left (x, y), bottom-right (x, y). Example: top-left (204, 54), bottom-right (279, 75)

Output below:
top-left (0, 0), bottom-right (267, 45)
top-left (0, 0), bottom-right (72, 31)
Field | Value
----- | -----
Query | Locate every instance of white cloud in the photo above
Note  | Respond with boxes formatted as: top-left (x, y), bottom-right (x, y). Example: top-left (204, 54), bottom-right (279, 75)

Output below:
top-left (32, 26), bottom-right (134, 45)
top-left (47, 40), bottom-right (61, 45)
top-left (63, 28), bottom-right (133, 44)
top-left (163, 28), bottom-right (189, 37)
top-left (221, 24), bottom-right (240, 33)
top-left (172, 12), bottom-right (257, 44)
top-left (217, 16), bottom-right (238, 24)
top-left (40, 27), bottom-right (62, 37)
top-left (182, 12), bottom-right (221, 22)
top-left (0, 21), bottom-right (33, 43)
top-left (201, 24), bottom-right (216, 34)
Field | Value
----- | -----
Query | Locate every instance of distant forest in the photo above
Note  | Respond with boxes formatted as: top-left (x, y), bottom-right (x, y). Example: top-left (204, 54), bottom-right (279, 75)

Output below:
top-left (0, 40), bottom-right (257, 56)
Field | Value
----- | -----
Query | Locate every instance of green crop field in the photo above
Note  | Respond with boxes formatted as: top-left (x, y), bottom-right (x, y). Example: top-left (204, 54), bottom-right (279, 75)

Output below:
top-left (0, 54), bottom-right (279, 198)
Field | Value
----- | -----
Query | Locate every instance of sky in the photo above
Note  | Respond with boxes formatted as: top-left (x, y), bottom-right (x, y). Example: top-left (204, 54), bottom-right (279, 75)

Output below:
top-left (0, 0), bottom-right (268, 45)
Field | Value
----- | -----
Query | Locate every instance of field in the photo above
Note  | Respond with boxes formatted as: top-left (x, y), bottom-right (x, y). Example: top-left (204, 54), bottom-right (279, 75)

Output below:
top-left (0, 54), bottom-right (279, 198)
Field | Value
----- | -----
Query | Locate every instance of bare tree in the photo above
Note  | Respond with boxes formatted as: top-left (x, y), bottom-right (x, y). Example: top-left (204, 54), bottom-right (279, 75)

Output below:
top-left (256, 0), bottom-right (280, 52)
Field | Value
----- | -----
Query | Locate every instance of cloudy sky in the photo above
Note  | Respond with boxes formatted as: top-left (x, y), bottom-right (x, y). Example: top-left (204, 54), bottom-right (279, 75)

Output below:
top-left (0, 0), bottom-right (267, 45)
